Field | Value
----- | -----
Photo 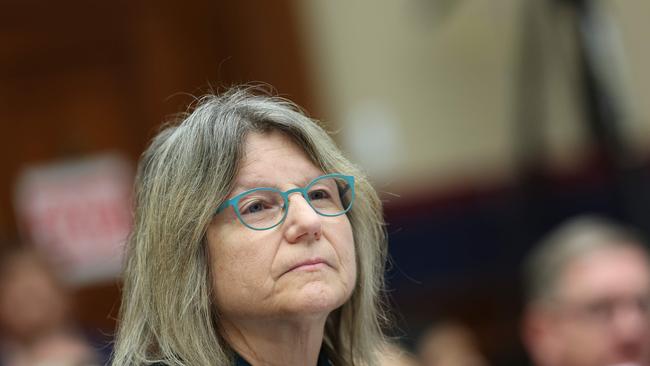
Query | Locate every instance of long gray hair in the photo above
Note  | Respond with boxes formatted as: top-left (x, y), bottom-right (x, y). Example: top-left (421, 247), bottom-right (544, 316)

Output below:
top-left (111, 86), bottom-right (389, 366)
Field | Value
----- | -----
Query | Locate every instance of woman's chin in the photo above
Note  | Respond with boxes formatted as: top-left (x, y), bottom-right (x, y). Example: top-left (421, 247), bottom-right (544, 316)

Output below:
top-left (283, 282), bottom-right (349, 316)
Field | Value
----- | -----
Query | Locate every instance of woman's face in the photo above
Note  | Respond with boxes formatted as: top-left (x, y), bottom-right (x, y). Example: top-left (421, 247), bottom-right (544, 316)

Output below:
top-left (207, 131), bottom-right (356, 322)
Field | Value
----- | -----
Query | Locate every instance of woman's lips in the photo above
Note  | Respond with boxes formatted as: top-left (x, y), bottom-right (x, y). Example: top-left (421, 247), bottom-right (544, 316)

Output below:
top-left (285, 258), bottom-right (330, 274)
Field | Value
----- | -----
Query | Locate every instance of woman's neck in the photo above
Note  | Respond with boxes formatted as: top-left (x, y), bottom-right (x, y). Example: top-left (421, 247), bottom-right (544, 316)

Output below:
top-left (221, 315), bottom-right (327, 366)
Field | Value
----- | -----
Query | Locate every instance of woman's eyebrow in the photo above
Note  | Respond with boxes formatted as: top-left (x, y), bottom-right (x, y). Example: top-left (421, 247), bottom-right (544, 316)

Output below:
top-left (234, 174), bottom-right (322, 192)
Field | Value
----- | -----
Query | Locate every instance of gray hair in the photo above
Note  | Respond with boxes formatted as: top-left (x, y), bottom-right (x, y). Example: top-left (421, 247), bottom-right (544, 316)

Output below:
top-left (523, 215), bottom-right (649, 304)
top-left (111, 86), bottom-right (389, 366)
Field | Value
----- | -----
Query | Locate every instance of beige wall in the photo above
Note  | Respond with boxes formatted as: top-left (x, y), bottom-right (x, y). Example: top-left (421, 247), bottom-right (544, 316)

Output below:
top-left (297, 0), bottom-right (650, 192)
top-left (610, 1), bottom-right (650, 150)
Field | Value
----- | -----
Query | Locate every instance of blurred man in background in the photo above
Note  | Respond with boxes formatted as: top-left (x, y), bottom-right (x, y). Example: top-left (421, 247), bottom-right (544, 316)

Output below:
top-left (522, 216), bottom-right (650, 366)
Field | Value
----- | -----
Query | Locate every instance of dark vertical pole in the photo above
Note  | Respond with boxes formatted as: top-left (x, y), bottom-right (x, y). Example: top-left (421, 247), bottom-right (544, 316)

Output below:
top-left (566, 0), bottom-right (650, 238)
top-left (511, 0), bottom-right (552, 257)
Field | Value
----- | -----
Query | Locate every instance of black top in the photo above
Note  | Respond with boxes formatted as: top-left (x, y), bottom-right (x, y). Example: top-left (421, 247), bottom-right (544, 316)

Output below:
top-left (150, 349), bottom-right (332, 366)
top-left (235, 350), bottom-right (331, 366)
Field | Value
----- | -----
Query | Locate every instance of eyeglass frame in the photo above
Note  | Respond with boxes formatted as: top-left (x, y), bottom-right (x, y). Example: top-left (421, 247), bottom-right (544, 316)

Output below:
top-left (215, 173), bottom-right (355, 231)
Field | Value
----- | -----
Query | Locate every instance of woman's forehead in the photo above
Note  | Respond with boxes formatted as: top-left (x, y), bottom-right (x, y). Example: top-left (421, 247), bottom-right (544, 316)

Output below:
top-left (233, 131), bottom-right (323, 189)
top-left (242, 131), bottom-right (304, 156)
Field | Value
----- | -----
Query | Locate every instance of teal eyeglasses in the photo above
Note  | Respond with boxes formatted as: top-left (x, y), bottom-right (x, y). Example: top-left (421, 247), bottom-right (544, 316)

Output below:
top-left (215, 173), bottom-right (355, 231)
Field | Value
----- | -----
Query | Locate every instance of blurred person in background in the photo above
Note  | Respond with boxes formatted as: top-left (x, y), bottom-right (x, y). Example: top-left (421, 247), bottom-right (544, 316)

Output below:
top-left (416, 321), bottom-right (489, 366)
top-left (111, 86), bottom-right (390, 366)
top-left (377, 342), bottom-right (419, 366)
top-left (522, 216), bottom-right (650, 366)
top-left (0, 246), bottom-right (100, 366)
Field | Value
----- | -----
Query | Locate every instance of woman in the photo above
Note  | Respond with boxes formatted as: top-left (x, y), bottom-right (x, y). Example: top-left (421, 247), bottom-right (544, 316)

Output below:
top-left (111, 86), bottom-right (389, 366)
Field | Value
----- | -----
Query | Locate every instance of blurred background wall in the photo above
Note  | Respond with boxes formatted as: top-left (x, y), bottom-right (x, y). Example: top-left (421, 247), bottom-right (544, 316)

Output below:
top-left (298, 0), bottom-right (650, 187)
top-left (1, 0), bottom-right (649, 364)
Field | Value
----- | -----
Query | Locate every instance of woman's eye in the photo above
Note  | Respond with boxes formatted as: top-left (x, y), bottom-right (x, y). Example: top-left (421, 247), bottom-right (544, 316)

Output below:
top-left (241, 201), bottom-right (266, 215)
top-left (309, 189), bottom-right (330, 201)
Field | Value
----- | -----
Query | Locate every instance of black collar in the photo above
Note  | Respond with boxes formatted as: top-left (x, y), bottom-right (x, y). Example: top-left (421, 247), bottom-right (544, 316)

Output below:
top-left (234, 350), bottom-right (330, 366)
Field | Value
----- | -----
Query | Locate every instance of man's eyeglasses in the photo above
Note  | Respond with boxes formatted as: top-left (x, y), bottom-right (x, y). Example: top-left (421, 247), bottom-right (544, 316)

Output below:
top-left (215, 173), bottom-right (355, 231)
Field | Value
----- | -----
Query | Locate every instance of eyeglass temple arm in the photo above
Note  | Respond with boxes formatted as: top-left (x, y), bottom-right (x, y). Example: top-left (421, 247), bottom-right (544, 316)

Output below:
top-left (339, 181), bottom-right (353, 200)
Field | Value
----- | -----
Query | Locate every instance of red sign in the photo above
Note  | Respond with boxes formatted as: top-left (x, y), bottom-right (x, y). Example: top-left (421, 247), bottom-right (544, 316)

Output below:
top-left (14, 154), bottom-right (133, 285)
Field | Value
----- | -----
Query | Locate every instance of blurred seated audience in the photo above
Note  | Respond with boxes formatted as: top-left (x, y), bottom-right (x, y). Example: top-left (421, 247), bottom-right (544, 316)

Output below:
top-left (522, 215), bottom-right (650, 366)
top-left (0, 246), bottom-right (100, 366)
top-left (416, 321), bottom-right (489, 366)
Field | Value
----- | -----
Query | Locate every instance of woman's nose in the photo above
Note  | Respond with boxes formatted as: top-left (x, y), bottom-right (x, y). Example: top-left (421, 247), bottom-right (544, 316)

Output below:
top-left (283, 193), bottom-right (322, 244)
